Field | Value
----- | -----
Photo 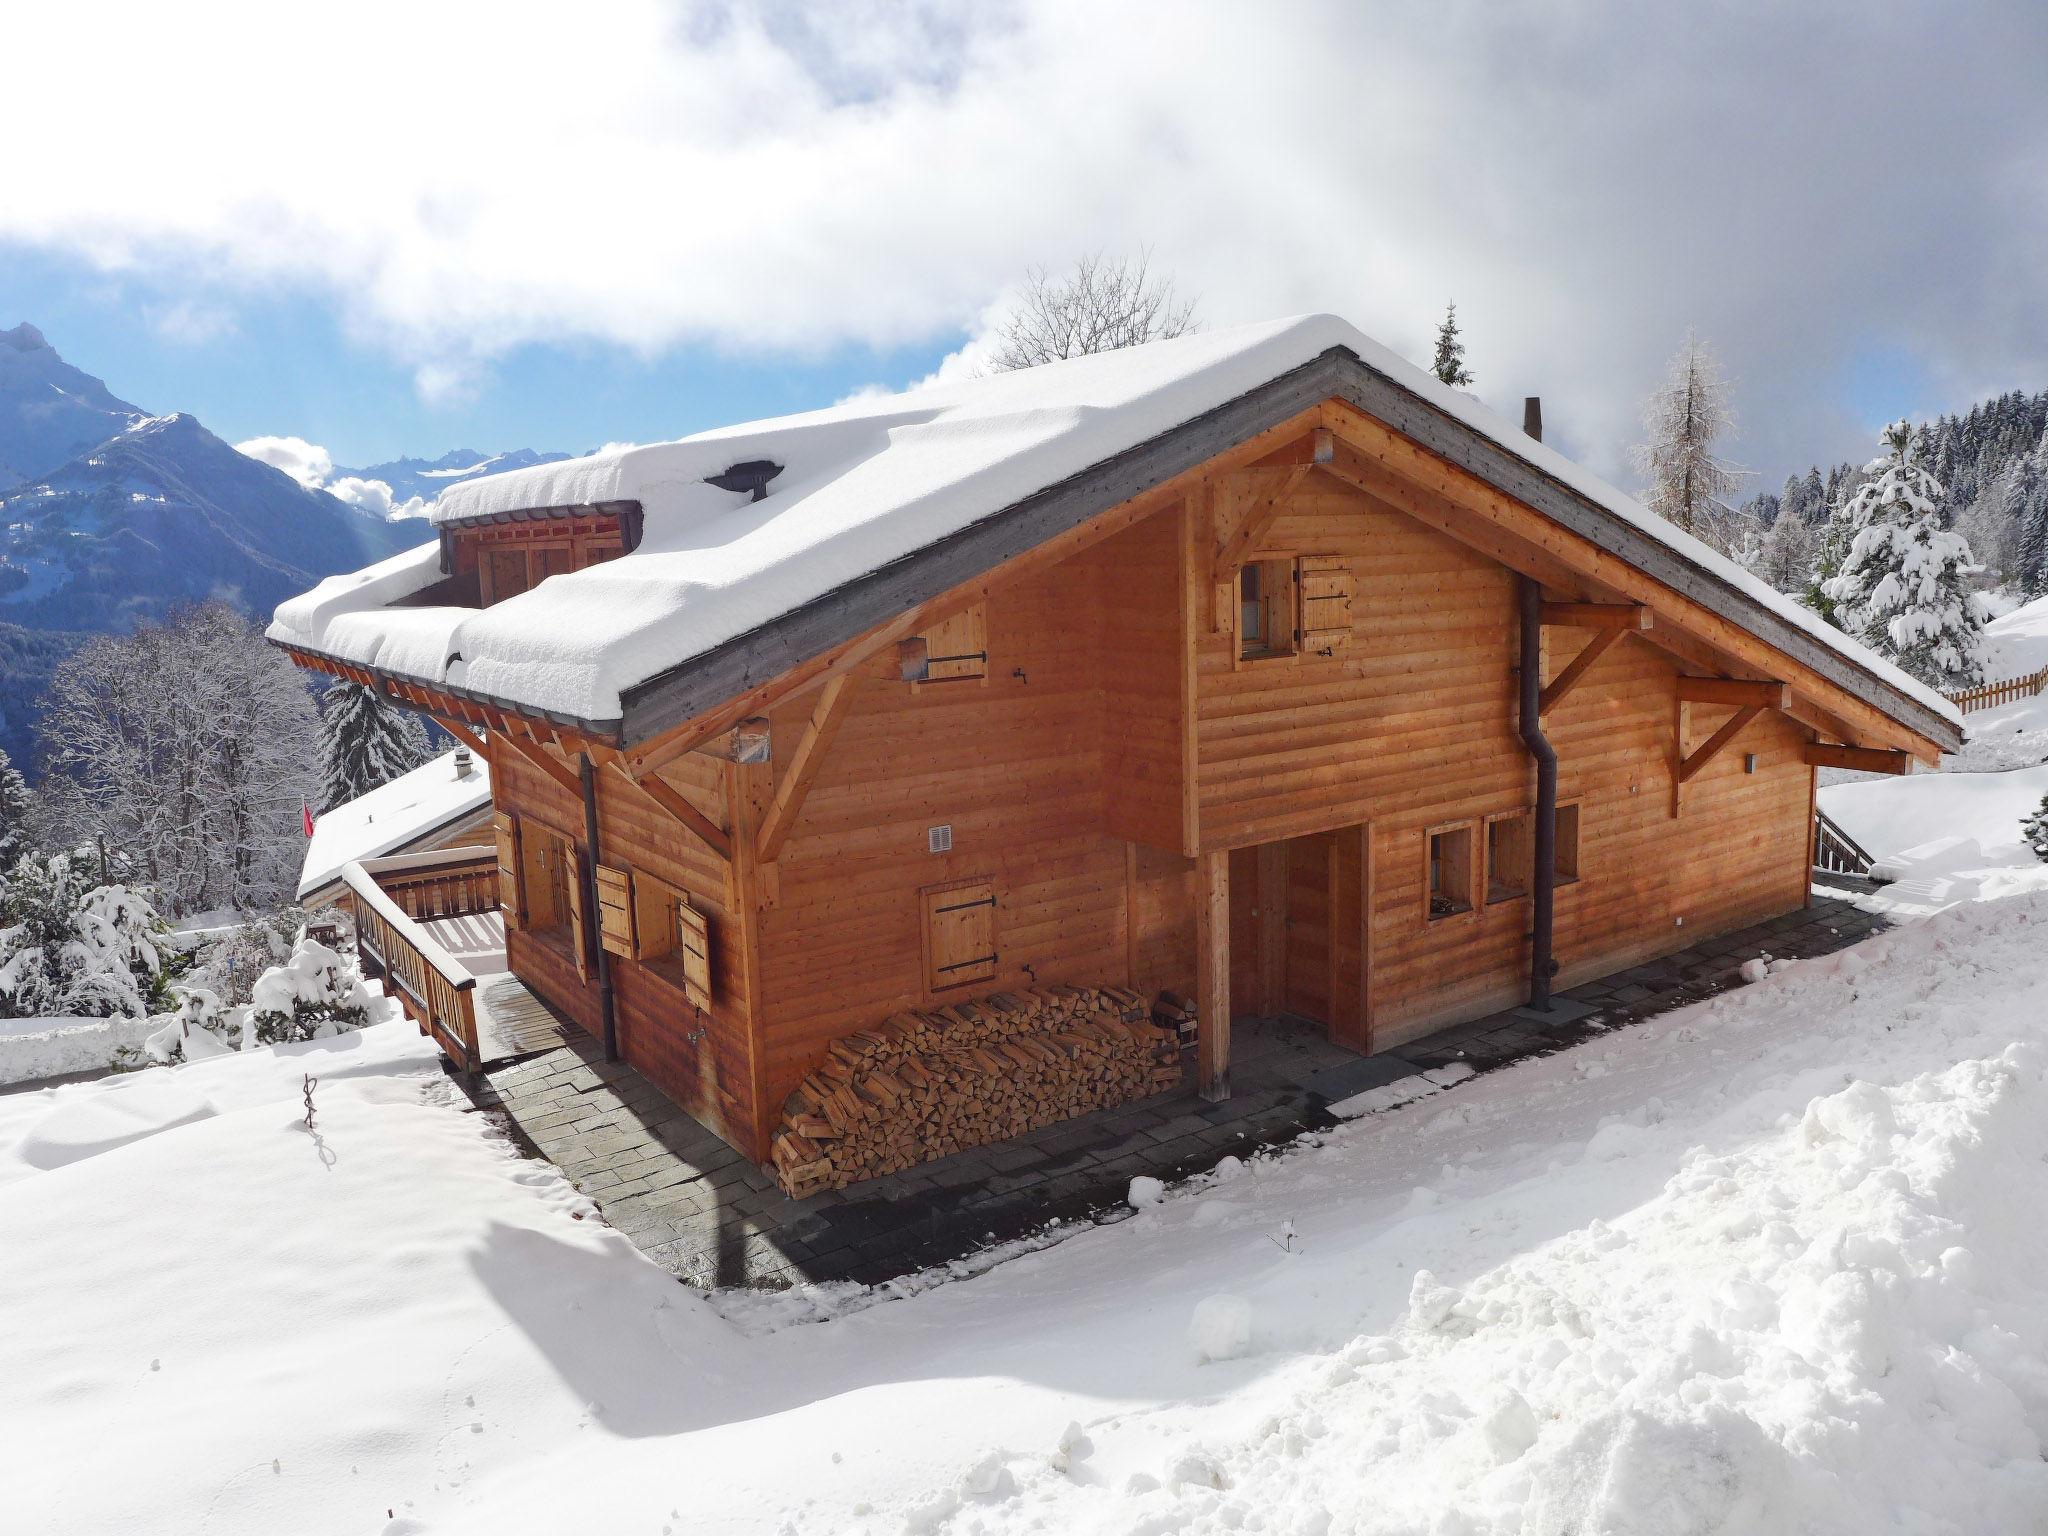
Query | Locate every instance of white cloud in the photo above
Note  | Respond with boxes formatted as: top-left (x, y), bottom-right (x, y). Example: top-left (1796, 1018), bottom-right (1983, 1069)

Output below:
top-left (235, 434), bottom-right (331, 489)
top-left (143, 298), bottom-right (236, 345)
top-left (233, 435), bottom-right (428, 518)
top-left (14, 2), bottom-right (2048, 481)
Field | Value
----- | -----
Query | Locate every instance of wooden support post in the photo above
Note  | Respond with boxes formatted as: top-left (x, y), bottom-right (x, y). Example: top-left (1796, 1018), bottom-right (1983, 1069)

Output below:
top-left (1679, 705), bottom-right (1763, 784)
top-left (1195, 849), bottom-right (1230, 1103)
top-left (496, 729), bottom-right (583, 798)
top-left (1803, 743), bottom-right (1911, 774)
top-left (433, 716), bottom-right (489, 758)
top-left (1212, 464), bottom-right (1311, 574)
top-left (1538, 626), bottom-right (1625, 715)
top-left (756, 674), bottom-right (857, 865)
top-left (725, 756), bottom-right (775, 1157)
top-left (606, 761), bottom-right (733, 861)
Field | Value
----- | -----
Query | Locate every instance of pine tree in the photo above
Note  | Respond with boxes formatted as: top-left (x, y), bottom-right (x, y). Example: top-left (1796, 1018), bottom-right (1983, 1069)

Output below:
top-left (1821, 422), bottom-right (1987, 687)
top-left (2013, 425), bottom-right (2048, 596)
top-left (1431, 301), bottom-right (1473, 388)
top-left (319, 681), bottom-right (433, 811)
top-left (1632, 330), bottom-right (1748, 553)
top-left (0, 746), bottom-right (28, 868)
top-left (2024, 794), bottom-right (2048, 859)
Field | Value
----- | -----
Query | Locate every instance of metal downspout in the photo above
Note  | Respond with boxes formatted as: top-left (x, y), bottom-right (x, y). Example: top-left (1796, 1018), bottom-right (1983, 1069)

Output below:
top-left (579, 753), bottom-right (620, 1061)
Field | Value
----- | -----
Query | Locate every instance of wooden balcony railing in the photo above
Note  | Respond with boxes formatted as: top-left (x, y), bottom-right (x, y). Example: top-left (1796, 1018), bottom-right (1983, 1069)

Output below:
top-left (344, 846), bottom-right (496, 1074)
top-left (1812, 807), bottom-right (1878, 880)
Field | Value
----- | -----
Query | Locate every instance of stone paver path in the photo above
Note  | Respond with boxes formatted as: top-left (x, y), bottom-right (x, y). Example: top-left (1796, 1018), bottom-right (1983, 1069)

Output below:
top-left (458, 891), bottom-right (1889, 1289)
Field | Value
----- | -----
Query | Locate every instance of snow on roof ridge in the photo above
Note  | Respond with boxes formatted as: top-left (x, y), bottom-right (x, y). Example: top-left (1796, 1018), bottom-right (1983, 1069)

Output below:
top-left (274, 314), bottom-right (1960, 734)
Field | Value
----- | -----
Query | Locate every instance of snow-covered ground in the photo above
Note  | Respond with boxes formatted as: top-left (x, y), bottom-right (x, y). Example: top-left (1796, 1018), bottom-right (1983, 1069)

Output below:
top-left (8, 878), bottom-right (2048, 1532)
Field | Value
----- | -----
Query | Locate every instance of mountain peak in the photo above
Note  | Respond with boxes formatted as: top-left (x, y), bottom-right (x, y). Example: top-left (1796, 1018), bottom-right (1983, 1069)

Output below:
top-left (1, 322), bottom-right (49, 353)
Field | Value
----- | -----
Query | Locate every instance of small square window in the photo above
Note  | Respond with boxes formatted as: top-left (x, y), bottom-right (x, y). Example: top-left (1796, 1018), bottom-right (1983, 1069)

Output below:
top-left (1556, 803), bottom-right (1582, 884)
top-left (1486, 811), bottom-right (1531, 904)
top-left (1239, 559), bottom-right (1296, 661)
top-left (1427, 824), bottom-right (1474, 920)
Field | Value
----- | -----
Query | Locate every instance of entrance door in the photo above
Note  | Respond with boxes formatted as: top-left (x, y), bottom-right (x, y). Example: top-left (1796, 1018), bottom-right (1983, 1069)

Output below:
top-left (1225, 827), bottom-right (1368, 1047)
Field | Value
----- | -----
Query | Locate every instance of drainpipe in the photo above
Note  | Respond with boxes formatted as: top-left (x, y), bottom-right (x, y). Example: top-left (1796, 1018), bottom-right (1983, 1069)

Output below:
top-left (1518, 578), bottom-right (1559, 1010)
top-left (579, 753), bottom-right (620, 1061)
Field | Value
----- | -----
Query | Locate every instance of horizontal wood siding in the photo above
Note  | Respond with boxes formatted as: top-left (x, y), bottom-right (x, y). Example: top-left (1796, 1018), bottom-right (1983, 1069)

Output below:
top-left (493, 739), bottom-right (765, 1157)
top-left (1194, 470), bottom-right (1811, 1047)
top-left (756, 539), bottom-right (1147, 1121)
top-left (1100, 511), bottom-right (1185, 851)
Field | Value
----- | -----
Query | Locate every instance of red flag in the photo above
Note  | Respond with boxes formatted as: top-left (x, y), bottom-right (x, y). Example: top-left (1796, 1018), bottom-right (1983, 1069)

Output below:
top-left (302, 802), bottom-right (316, 838)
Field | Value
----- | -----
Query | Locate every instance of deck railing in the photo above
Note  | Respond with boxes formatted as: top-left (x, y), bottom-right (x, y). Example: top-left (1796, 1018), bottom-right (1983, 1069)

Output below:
top-left (344, 846), bottom-right (495, 1074)
top-left (1946, 663), bottom-right (2048, 714)
top-left (1812, 807), bottom-right (1878, 880)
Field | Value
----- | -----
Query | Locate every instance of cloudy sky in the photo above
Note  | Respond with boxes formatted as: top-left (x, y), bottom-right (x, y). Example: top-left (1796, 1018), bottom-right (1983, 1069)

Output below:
top-left (4, 0), bottom-right (2044, 490)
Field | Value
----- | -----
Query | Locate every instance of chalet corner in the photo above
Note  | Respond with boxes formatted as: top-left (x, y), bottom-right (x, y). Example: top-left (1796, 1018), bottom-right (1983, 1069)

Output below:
top-left (268, 314), bottom-right (1962, 1195)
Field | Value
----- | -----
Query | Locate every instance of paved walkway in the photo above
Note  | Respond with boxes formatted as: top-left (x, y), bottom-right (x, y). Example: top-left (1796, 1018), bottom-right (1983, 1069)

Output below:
top-left (457, 891), bottom-right (1889, 1289)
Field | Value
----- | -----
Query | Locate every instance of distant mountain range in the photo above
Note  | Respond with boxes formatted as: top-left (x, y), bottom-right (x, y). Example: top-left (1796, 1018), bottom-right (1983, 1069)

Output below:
top-left (0, 322), bottom-right (563, 774)
top-left (337, 447), bottom-right (571, 509)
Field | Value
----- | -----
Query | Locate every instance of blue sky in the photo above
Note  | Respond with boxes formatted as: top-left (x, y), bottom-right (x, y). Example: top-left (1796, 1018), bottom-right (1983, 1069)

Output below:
top-left (5, 2), bottom-right (2042, 493)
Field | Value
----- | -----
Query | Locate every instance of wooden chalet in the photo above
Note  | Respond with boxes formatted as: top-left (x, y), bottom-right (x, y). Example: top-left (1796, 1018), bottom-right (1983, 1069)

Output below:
top-left (270, 316), bottom-right (1961, 1197)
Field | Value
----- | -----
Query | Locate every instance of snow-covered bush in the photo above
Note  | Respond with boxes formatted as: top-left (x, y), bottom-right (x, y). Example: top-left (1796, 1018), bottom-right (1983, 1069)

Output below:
top-left (134, 986), bottom-right (240, 1067)
top-left (246, 936), bottom-right (373, 1045)
top-left (2024, 795), bottom-right (2048, 860)
top-left (186, 908), bottom-right (304, 1008)
top-left (1822, 422), bottom-right (1988, 687)
top-left (0, 851), bottom-right (173, 1019)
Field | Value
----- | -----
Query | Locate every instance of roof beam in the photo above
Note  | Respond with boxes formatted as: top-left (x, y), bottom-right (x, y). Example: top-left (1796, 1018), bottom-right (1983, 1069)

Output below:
top-left (1212, 464), bottom-right (1312, 573)
top-left (1804, 743), bottom-right (1912, 775)
top-left (494, 728), bottom-right (582, 799)
top-left (756, 673), bottom-right (858, 865)
top-left (1677, 677), bottom-right (1791, 710)
top-left (1541, 601), bottom-right (1652, 631)
top-left (1539, 627), bottom-right (1625, 715)
top-left (606, 761), bottom-right (732, 862)
top-left (1678, 705), bottom-right (1764, 785)
top-left (433, 716), bottom-right (489, 758)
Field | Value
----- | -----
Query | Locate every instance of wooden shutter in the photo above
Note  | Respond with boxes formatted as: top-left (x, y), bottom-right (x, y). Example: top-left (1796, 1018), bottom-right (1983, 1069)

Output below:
top-left (594, 864), bottom-right (636, 957)
top-left (923, 880), bottom-right (997, 992)
top-left (920, 604), bottom-right (987, 683)
top-left (480, 547), bottom-right (528, 606)
top-left (1295, 555), bottom-right (1353, 655)
top-left (493, 811), bottom-right (523, 929)
top-left (675, 901), bottom-right (712, 1010)
top-left (566, 847), bottom-right (591, 982)
top-left (520, 824), bottom-right (559, 927)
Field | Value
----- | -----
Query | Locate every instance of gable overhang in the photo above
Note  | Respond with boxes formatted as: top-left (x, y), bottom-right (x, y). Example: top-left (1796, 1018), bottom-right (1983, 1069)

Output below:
top-left (611, 347), bottom-right (1961, 756)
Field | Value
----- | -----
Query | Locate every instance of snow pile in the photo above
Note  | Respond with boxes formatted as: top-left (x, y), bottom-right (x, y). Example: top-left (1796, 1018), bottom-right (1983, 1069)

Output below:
top-left (270, 315), bottom-right (1958, 737)
top-left (0, 1013), bottom-right (158, 1087)
top-left (8, 882), bottom-right (2048, 1531)
top-left (1819, 763), bottom-right (2048, 915)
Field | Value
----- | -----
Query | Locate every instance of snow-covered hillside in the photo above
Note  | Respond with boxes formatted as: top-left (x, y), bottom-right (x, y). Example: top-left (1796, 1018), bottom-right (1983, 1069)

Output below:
top-left (7, 888), bottom-right (2048, 1533)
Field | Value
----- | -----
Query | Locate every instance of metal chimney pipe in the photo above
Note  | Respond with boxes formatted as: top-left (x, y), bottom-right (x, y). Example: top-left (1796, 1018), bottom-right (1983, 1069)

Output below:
top-left (1523, 396), bottom-right (1543, 442)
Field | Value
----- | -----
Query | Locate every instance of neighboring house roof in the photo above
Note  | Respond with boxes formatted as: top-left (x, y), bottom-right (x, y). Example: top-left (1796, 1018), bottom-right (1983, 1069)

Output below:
top-left (298, 750), bottom-right (493, 903)
top-left (268, 314), bottom-right (1964, 752)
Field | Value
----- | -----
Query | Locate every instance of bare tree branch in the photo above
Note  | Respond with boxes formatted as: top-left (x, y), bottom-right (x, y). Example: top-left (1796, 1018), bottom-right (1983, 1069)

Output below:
top-left (988, 249), bottom-right (1199, 371)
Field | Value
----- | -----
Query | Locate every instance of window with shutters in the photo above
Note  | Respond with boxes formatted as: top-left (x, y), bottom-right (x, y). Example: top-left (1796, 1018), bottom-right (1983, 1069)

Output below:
top-left (921, 878), bottom-right (997, 994)
top-left (912, 603), bottom-right (988, 685)
top-left (1238, 554), bottom-right (1352, 661)
top-left (519, 822), bottom-right (590, 979)
top-left (1485, 810), bottom-right (1532, 904)
top-left (1426, 822), bottom-right (1476, 922)
top-left (632, 870), bottom-right (715, 1010)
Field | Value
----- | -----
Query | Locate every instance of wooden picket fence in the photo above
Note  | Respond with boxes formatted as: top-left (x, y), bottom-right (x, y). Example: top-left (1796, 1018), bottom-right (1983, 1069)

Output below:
top-left (1946, 663), bottom-right (2048, 714)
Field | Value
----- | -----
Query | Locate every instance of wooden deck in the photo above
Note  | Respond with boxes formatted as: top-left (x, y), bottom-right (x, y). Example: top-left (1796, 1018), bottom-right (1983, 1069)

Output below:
top-left (417, 909), bottom-right (570, 1064)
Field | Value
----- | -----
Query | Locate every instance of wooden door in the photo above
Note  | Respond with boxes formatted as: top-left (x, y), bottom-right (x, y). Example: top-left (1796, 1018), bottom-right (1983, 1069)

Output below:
top-left (1228, 846), bottom-right (1258, 1018)
top-left (1283, 833), bottom-right (1332, 1020)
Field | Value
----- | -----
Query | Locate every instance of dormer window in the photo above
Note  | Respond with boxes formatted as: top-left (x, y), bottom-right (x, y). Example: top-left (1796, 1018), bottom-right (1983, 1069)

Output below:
top-left (439, 505), bottom-right (637, 608)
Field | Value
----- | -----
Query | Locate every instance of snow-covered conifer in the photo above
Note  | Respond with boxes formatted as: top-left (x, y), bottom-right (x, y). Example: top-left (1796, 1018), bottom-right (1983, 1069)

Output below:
top-left (2024, 794), bottom-right (2048, 859)
top-left (1431, 301), bottom-right (1473, 388)
top-left (319, 681), bottom-right (433, 812)
top-left (0, 747), bottom-right (29, 867)
top-left (1632, 331), bottom-right (1749, 553)
top-left (0, 852), bottom-right (172, 1019)
top-left (1821, 422), bottom-right (1987, 687)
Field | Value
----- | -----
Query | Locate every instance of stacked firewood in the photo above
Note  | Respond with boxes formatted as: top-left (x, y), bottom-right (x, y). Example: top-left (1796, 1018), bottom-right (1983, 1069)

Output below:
top-left (770, 985), bottom-right (1184, 1198)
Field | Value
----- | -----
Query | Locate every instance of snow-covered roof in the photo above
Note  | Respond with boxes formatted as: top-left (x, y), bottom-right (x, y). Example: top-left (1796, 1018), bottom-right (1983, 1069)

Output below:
top-left (298, 749), bottom-right (492, 902)
top-left (268, 314), bottom-right (1963, 746)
